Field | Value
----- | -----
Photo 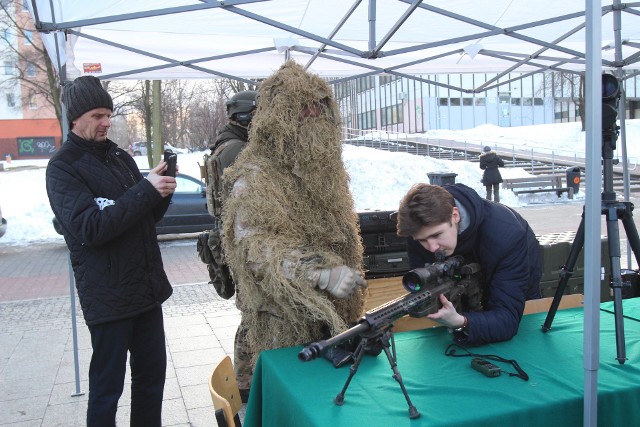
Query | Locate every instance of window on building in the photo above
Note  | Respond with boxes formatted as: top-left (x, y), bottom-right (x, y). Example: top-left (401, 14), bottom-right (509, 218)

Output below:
top-left (28, 92), bottom-right (37, 109)
top-left (462, 98), bottom-right (473, 106)
top-left (450, 98), bottom-right (461, 106)
top-left (379, 74), bottom-right (399, 86)
top-left (1, 29), bottom-right (10, 43)
top-left (3, 61), bottom-right (13, 75)
top-left (380, 104), bottom-right (403, 126)
top-left (474, 97), bottom-right (486, 106)
top-left (438, 98), bottom-right (448, 106)
top-left (357, 110), bottom-right (377, 129)
top-left (6, 93), bottom-right (15, 107)
top-left (25, 63), bottom-right (36, 77)
top-left (534, 97), bottom-right (544, 106)
top-left (334, 81), bottom-right (352, 99)
top-left (356, 76), bottom-right (375, 93)
top-left (511, 98), bottom-right (521, 106)
top-left (23, 30), bottom-right (32, 45)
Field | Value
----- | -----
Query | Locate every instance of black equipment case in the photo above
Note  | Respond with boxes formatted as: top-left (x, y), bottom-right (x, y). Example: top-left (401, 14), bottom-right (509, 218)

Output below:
top-left (357, 211), bottom-right (411, 279)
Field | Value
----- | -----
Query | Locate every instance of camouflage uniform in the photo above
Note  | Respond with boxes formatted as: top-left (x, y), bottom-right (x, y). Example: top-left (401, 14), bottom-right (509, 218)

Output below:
top-left (201, 122), bottom-right (254, 391)
top-left (220, 61), bottom-right (367, 373)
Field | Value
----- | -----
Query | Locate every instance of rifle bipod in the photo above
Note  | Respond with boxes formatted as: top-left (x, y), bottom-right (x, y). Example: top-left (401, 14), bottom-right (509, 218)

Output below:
top-left (333, 325), bottom-right (420, 419)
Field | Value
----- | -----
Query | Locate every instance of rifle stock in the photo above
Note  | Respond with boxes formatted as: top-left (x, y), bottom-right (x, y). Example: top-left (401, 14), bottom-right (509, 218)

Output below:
top-left (299, 255), bottom-right (481, 362)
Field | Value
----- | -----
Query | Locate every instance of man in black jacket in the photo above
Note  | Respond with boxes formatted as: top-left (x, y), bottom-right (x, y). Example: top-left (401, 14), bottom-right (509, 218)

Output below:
top-left (397, 183), bottom-right (541, 346)
top-left (46, 76), bottom-right (176, 426)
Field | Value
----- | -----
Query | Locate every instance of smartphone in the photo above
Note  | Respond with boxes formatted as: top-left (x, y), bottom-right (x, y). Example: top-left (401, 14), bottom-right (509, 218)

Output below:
top-left (163, 150), bottom-right (177, 177)
top-left (471, 357), bottom-right (501, 377)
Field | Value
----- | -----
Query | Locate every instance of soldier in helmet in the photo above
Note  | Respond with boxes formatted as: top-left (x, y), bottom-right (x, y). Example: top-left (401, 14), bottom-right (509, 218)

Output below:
top-left (210, 90), bottom-right (258, 174)
top-left (198, 89), bottom-right (257, 402)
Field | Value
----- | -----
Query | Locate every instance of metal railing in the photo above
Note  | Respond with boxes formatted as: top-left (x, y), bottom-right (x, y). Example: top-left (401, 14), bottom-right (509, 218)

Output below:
top-left (342, 127), bottom-right (638, 175)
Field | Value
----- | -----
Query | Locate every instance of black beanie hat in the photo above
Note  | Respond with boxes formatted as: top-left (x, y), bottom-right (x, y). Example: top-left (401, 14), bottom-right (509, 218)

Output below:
top-left (63, 76), bottom-right (113, 124)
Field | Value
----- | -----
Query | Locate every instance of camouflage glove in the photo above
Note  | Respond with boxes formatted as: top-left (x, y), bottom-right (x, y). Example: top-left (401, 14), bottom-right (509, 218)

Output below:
top-left (315, 266), bottom-right (367, 298)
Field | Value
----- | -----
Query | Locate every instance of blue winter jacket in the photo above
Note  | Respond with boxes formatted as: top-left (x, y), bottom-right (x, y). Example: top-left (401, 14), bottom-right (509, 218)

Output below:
top-left (407, 183), bottom-right (541, 345)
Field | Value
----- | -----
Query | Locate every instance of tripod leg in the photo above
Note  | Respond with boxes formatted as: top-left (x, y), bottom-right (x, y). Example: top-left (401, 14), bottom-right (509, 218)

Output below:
top-left (379, 332), bottom-right (420, 419)
top-left (334, 339), bottom-right (366, 405)
top-left (606, 205), bottom-right (627, 364)
top-left (620, 202), bottom-right (640, 268)
top-left (542, 214), bottom-right (585, 332)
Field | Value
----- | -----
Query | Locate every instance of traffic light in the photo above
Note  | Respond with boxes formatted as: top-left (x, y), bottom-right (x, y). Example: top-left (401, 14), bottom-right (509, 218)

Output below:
top-left (602, 73), bottom-right (620, 131)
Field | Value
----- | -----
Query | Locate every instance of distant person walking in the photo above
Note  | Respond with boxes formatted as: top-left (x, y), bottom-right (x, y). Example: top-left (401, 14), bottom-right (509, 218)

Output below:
top-left (479, 145), bottom-right (505, 202)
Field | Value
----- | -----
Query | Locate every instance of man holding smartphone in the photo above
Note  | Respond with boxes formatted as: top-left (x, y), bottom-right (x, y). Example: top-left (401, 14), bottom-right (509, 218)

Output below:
top-left (46, 76), bottom-right (177, 426)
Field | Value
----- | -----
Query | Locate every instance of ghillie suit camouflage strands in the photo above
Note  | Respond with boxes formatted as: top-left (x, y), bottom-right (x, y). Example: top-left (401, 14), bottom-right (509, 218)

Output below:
top-left (221, 61), bottom-right (365, 363)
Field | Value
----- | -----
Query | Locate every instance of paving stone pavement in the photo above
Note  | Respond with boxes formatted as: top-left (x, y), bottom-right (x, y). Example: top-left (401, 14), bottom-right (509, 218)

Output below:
top-left (0, 237), bottom-right (244, 427)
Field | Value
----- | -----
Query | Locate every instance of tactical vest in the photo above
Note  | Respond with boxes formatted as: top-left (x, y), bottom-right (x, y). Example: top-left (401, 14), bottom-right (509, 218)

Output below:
top-left (203, 138), bottom-right (245, 217)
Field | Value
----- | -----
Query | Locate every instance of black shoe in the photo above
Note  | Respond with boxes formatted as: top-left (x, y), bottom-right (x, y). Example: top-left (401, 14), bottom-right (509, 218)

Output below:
top-left (239, 388), bottom-right (250, 403)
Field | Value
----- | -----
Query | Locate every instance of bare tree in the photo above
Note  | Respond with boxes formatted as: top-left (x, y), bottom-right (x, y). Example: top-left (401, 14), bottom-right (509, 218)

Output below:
top-left (188, 80), bottom-right (228, 150)
top-left (0, 0), bottom-right (61, 127)
top-left (186, 78), bottom-right (259, 150)
top-left (160, 80), bottom-right (198, 148)
top-left (1, 2), bottom-right (144, 141)
top-left (537, 71), bottom-right (585, 131)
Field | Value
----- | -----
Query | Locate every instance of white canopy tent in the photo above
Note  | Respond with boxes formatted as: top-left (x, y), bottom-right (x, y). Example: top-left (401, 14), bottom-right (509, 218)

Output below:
top-left (28, 1), bottom-right (640, 87)
top-left (27, 1), bottom-right (640, 425)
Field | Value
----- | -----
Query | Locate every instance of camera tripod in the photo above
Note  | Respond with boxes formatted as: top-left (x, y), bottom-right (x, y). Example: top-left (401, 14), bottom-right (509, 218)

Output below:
top-left (333, 325), bottom-right (420, 419)
top-left (542, 126), bottom-right (640, 364)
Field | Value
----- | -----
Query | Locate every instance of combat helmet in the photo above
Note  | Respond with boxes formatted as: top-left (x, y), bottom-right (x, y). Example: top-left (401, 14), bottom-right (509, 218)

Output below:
top-left (226, 90), bottom-right (258, 127)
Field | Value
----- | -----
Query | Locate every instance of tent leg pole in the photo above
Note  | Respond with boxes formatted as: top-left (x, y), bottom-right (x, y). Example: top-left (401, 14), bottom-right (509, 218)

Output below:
top-left (68, 253), bottom-right (84, 397)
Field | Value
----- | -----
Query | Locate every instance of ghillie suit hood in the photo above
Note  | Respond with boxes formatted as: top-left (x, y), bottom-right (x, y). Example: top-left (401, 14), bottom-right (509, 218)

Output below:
top-left (221, 61), bottom-right (365, 362)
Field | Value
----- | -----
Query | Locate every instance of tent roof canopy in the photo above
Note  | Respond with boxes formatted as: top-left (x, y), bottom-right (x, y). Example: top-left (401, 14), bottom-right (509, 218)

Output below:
top-left (29, 0), bottom-right (640, 92)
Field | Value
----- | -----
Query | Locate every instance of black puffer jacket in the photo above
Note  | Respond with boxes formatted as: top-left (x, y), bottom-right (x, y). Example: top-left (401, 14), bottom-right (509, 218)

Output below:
top-left (479, 150), bottom-right (505, 185)
top-left (46, 133), bottom-right (173, 325)
top-left (407, 184), bottom-right (541, 346)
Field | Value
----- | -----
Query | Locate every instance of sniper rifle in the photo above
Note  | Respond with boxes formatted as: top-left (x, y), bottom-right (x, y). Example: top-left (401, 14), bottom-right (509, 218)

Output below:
top-left (297, 253), bottom-right (482, 419)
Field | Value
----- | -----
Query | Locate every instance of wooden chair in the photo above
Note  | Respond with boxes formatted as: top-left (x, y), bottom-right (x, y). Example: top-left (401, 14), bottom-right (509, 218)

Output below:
top-left (209, 355), bottom-right (243, 427)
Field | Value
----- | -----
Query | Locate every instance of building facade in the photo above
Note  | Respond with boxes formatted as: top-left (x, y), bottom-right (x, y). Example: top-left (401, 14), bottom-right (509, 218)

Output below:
top-left (334, 71), bottom-right (640, 135)
top-left (0, 0), bottom-right (61, 161)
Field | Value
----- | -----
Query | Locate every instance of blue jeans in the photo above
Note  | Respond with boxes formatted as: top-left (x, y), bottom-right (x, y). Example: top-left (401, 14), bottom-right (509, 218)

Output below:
top-left (86, 306), bottom-right (166, 427)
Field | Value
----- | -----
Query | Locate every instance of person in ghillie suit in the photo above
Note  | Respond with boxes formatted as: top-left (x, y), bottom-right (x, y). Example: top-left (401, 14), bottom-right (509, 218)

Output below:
top-left (479, 145), bottom-right (505, 202)
top-left (220, 61), bottom-right (367, 377)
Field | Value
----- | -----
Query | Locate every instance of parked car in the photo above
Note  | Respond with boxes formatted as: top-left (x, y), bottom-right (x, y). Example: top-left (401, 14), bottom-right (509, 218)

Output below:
top-left (131, 142), bottom-right (188, 156)
top-left (52, 172), bottom-right (213, 236)
top-left (132, 141), bottom-right (147, 156)
top-left (0, 205), bottom-right (7, 238)
top-left (144, 171), bottom-right (213, 234)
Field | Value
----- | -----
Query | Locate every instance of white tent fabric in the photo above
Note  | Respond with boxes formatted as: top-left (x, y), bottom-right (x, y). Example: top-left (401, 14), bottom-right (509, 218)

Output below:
top-left (27, 2), bottom-right (636, 426)
top-left (28, 0), bottom-right (640, 85)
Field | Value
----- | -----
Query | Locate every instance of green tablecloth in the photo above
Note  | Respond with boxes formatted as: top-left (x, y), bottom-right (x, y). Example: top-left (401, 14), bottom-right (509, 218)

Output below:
top-left (244, 300), bottom-right (640, 427)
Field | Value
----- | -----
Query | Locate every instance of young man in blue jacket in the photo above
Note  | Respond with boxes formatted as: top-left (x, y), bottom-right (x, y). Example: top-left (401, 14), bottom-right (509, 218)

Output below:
top-left (397, 183), bottom-right (542, 346)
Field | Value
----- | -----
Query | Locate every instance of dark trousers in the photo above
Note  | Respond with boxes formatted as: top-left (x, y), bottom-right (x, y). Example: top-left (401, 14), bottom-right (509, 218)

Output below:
top-left (87, 306), bottom-right (166, 427)
top-left (485, 183), bottom-right (500, 202)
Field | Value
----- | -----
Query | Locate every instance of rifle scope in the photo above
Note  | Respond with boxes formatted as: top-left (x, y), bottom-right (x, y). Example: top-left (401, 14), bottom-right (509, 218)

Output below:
top-left (402, 269), bottom-right (433, 293)
top-left (402, 254), bottom-right (464, 293)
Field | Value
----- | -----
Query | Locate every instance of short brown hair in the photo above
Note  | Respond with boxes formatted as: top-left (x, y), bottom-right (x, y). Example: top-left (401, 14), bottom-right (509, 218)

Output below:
top-left (397, 184), bottom-right (455, 236)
